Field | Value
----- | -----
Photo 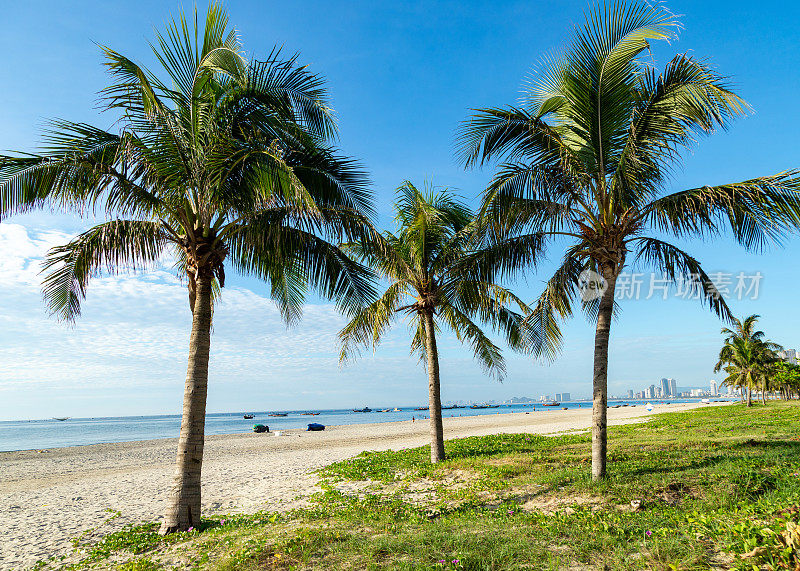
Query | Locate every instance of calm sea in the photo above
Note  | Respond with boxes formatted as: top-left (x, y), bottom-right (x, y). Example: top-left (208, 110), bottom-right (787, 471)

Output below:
top-left (0, 399), bottom-right (717, 452)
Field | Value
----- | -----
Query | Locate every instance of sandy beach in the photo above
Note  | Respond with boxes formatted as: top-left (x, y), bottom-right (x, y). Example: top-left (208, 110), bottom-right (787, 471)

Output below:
top-left (0, 402), bottom-right (725, 569)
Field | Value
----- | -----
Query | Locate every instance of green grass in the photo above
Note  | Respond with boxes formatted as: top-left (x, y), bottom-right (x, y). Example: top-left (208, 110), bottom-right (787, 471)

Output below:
top-left (35, 402), bottom-right (800, 570)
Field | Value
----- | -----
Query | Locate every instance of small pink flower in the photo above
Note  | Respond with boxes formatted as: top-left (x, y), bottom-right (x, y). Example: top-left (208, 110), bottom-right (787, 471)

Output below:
top-left (438, 560), bottom-right (446, 563)
top-left (452, 560), bottom-right (460, 564)
top-left (645, 530), bottom-right (652, 537)
top-left (187, 526), bottom-right (194, 532)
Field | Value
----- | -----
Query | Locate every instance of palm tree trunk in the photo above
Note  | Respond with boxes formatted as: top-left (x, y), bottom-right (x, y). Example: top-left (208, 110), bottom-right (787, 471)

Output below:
top-left (423, 311), bottom-right (445, 463)
top-left (160, 273), bottom-right (213, 534)
top-left (592, 271), bottom-right (618, 481)
top-left (746, 386), bottom-right (752, 407)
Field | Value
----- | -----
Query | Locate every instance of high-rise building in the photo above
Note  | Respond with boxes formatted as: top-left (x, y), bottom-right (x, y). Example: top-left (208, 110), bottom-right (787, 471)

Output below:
top-left (627, 389), bottom-right (634, 399)
top-left (660, 378), bottom-right (670, 397)
top-left (710, 380), bottom-right (718, 396)
top-left (669, 378), bottom-right (677, 396)
top-left (646, 384), bottom-right (656, 399)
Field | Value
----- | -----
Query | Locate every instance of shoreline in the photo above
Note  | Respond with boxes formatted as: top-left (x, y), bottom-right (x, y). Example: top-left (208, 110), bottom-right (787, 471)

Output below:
top-left (0, 401), bottom-right (729, 569)
top-left (0, 398), bottom-right (733, 453)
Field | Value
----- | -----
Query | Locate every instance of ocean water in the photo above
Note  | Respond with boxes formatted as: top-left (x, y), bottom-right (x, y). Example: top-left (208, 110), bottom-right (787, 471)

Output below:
top-left (0, 399), bottom-right (720, 452)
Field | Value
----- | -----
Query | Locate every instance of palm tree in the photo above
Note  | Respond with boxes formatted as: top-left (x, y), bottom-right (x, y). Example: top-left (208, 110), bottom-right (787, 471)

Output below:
top-left (457, 1), bottom-right (800, 480)
top-left (715, 315), bottom-right (781, 406)
top-left (0, 6), bottom-right (375, 532)
top-left (773, 361), bottom-right (800, 400)
top-left (339, 181), bottom-right (529, 463)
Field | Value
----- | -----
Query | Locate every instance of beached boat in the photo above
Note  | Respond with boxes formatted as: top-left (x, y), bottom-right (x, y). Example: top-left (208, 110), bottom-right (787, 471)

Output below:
top-left (243, 414), bottom-right (254, 419)
top-left (352, 407), bottom-right (372, 413)
top-left (268, 413), bottom-right (288, 417)
top-left (307, 423), bottom-right (325, 431)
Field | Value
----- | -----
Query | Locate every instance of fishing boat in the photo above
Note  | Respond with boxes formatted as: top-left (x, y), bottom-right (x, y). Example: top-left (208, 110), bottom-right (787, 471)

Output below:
top-left (301, 412), bottom-right (320, 416)
top-left (392, 408), bottom-right (401, 411)
top-left (243, 414), bottom-right (254, 419)
top-left (414, 406), bottom-right (429, 411)
top-left (53, 417), bottom-right (70, 421)
top-left (268, 413), bottom-right (288, 417)
top-left (541, 402), bottom-right (560, 407)
top-left (470, 404), bottom-right (499, 409)
top-left (352, 407), bottom-right (372, 413)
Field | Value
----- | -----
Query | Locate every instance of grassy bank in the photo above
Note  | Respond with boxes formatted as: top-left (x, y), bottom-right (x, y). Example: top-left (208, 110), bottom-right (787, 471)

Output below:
top-left (37, 402), bottom-right (800, 570)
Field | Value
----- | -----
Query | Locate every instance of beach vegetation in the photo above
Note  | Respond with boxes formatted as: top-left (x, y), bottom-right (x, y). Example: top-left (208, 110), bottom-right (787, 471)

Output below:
top-left (456, 0), bottom-right (800, 481)
top-left (0, 5), bottom-right (375, 533)
top-left (715, 314), bottom-right (783, 406)
top-left (339, 181), bottom-right (530, 463)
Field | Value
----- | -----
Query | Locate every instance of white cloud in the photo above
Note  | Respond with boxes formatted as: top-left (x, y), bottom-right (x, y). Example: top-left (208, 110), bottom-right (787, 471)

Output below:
top-left (0, 223), bottom-right (429, 418)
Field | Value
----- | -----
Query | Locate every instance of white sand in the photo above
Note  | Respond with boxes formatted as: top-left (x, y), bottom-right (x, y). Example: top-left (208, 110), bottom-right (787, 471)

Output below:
top-left (0, 402), bottom-right (725, 569)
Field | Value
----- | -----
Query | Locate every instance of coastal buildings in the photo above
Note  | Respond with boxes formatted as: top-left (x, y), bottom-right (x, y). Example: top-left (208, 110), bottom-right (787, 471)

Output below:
top-left (779, 349), bottom-right (798, 364)
top-left (555, 393), bottom-right (570, 402)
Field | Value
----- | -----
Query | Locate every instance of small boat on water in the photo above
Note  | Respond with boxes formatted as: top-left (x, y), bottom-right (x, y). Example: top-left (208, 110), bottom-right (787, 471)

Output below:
top-left (352, 407), bottom-right (372, 413)
top-left (243, 414), bottom-right (254, 419)
top-left (53, 417), bottom-right (70, 421)
top-left (301, 412), bottom-right (320, 416)
top-left (414, 406), bottom-right (429, 411)
top-left (470, 404), bottom-right (500, 409)
top-left (541, 402), bottom-right (561, 407)
top-left (268, 413), bottom-right (288, 417)
top-left (392, 408), bottom-right (401, 411)
top-left (378, 409), bottom-right (391, 412)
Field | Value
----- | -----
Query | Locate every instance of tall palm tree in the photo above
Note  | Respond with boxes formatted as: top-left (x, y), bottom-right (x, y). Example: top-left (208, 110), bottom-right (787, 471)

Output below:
top-left (339, 181), bottom-right (530, 463)
top-left (715, 315), bottom-right (781, 407)
top-left (457, 1), bottom-right (800, 480)
top-left (0, 6), bottom-right (375, 533)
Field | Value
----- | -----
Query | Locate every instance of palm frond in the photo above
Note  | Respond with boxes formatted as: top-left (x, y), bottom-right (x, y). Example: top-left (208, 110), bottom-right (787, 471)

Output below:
top-left (41, 220), bottom-right (168, 322)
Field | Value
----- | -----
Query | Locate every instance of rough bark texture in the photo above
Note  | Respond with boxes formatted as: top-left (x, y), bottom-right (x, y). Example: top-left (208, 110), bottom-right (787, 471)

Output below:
top-left (747, 386), bottom-right (752, 407)
top-left (592, 270), bottom-right (617, 481)
top-left (160, 274), bottom-right (213, 534)
top-left (423, 311), bottom-right (446, 463)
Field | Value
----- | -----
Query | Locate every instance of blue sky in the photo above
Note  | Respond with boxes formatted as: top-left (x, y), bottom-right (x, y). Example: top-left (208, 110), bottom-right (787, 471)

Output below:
top-left (1, 0), bottom-right (799, 420)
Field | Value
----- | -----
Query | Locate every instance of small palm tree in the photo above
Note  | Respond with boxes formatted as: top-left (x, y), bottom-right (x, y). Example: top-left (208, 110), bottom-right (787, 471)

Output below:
top-left (339, 181), bottom-right (529, 463)
top-left (0, 6), bottom-right (375, 532)
top-left (715, 315), bottom-right (781, 406)
top-left (457, 1), bottom-right (800, 479)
